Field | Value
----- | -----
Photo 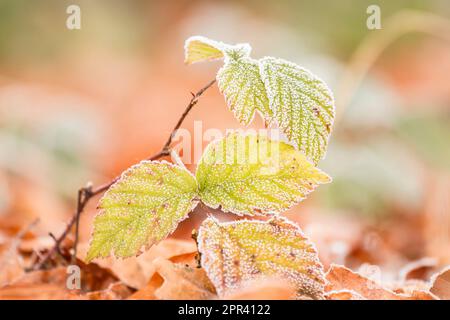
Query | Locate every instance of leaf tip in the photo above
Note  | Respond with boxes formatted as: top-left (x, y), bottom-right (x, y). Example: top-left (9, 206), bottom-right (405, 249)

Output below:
top-left (184, 35), bottom-right (225, 65)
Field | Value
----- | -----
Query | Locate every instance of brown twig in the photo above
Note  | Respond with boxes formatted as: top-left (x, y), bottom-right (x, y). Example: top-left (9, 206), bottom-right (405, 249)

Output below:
top-left (32, 79), bottom-right (216, 271)
top-left (48, 232), bottom-right (67, 261)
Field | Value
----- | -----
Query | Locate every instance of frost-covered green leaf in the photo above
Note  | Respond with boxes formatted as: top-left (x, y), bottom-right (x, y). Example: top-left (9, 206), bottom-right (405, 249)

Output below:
top-left (259, 57), bottom-right (335, 165)
top-left (196, 133), bottom-right (331, 216)
top-left (185, 36), bottom-right (269, 125)
top-left (197, 216), bottom-right (326, 299)
top-left (184, 35), bottom-right (252, 64)
top-left (217, 54), bottom-right (272, 125)
top-left (185, 37), bottom-right (335, 162)
top-left (86, 161), bottom-right (198, 262)
top-left (184, 36), bottom-right (225, 64)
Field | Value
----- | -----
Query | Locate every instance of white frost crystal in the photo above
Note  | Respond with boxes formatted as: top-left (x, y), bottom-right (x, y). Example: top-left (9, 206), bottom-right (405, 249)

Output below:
top-left (196, 133), bottom-right (331, 216)
top-left (185, 36), bottom-right (335, 164)
top-left (86, 160), bottom-right (198, 261)
top-left (197, 216), bottom-right (326, 299)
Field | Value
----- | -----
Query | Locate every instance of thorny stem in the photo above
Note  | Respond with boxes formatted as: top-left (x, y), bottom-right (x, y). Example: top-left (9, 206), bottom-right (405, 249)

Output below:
top-left (48, 233), bottom-right (65, 258)
top-left (32, 79), bottom-right (216, 271)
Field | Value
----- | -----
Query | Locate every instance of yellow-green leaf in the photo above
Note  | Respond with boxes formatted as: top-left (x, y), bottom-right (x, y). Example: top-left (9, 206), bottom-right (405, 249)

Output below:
top-left (196, 133), bottom-right (331, 216)
top-left (197, 216), bottom-right (326, 299)
top-left (86, 161), bottom-right (198, 262)
top-left (217, 55), bottom-right (272, 125)
top-left (184, 36), bottom-right (225, 65)
top-left (259, 57), bottom-right (335, 165)
top-left (185, 37), bottom-right (336, 163)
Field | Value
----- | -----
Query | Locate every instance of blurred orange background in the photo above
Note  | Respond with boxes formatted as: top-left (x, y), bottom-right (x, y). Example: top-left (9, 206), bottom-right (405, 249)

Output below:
top-left (0, 0), bottom-right (449, 274)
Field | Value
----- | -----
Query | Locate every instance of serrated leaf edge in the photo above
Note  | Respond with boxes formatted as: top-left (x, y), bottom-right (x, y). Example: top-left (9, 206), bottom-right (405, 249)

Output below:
top-left (217, 57), bottom-right (272, 126)
top-left (86, 160), bottom-right (199, 262)
top-left (186, 36), bottom-right (335, 164)
top-left (196, 132), bottom-right (332, 217)
top-left (197, 215), bottom-right (326, 298)
top-left (184, 36), bottom-right (252, 65)
top-left (258, 56), bottom-right (336, 164)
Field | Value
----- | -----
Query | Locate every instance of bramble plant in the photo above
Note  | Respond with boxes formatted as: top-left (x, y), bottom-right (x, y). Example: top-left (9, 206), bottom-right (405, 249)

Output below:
top-left (83, 36), bottom-right (336, 299)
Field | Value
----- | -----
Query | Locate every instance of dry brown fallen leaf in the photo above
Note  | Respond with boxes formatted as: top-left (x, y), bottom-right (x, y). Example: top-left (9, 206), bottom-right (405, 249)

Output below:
top-left (399, 257), bottom-right (438, 282)
top-left (222, 278), bottom-right (297, 300)
top-left (129, 258), bottom-right (216, 300)
top-left (75, 260), bottom-right (122, 292)
top-left (0, 283), bottom-right (73, 300)
top-left (430, 266), bottom-right (450, 300)
top-left (127, 273), bottom-right (163, 300)
top-left (393, 279), bottom-right (432, 297)
top-left (325, 290), bottom-right (366, 300)
top-left (78, 238), bottom-right (197, 289)
top-left (75, 282), bottom-right (132, 300)
top-left (325, 264), bottom-right (436, 300)
top-left (0, 276), bottom-right (131, 300)
top-left (0, 267), bottom-right (72, 300)
top-left (169, 251), bottom-right (198, 265)
top-left (0, 220), bottom-right (40, 287)
top-left (0, 260), bottom-right (131, 300)
top-left (0, 241), bottom-right (25, 287)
